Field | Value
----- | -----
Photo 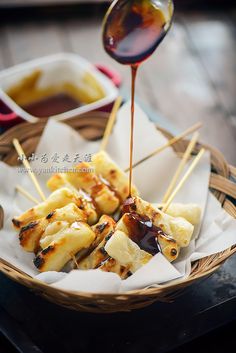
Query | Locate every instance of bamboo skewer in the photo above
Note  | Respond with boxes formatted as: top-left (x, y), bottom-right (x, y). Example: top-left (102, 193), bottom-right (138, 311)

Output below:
top-left (162, 131), bottom-right (199, 203)
top-left (162, 148), bottom-right (205, 213)
top-left (70, 253), bottom-right (79, 269)
top-left (13, 120), bottom-right (203, 211)
top-left (15, 142), bottom-right (204, 217)
top-left (99, 96), bottom-right (122, 151)
top-left (13, 138), bottom-right (46, 201)
top-left (15, 185), bottom-right (40, 205)
top-left (124, 122), bottom-right (202, 172)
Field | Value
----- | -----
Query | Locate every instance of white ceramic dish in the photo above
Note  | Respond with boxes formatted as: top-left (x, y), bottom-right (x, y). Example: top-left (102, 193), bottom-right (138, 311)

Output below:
top-left (0, 53), bottom-right (118, 123)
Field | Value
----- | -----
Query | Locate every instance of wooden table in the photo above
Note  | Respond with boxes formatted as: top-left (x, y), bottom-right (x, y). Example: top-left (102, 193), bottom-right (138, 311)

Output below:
top-left (0, 7), bottom-right (235, 163)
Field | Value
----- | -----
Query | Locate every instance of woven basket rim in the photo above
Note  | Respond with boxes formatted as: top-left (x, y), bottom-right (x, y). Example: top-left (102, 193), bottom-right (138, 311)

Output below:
top-left (0, 114), bottom-right (235, 308)
top-left (0, 256), bottom-right (224, 297)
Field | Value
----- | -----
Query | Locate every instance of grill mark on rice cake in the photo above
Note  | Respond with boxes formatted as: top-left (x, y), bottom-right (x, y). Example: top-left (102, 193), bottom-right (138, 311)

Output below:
top-left (46, 211), bottom-right (55, 219)
top-left (12, 218), bottom-right (21, 228)
top-left (19, 221), bottom-right (38, 235)
top-left (34, 245), bottom-right (55, 269)
top-left (98, 257), bottom-right (131, 279)
top-left (41, 245), bottom-right (55, 255)
top-left (13, 207), bottom-right (34, 228)
top-left (95, 221), bottom-right (108, 233)
top-left (99, 246), bottom-right (107, 255)
top-left (78, 229), bottom-right (115, 270)
top-left (33, 255), bottom-right (45, 269)
top-left (19, 221), bottom-right (39, 244)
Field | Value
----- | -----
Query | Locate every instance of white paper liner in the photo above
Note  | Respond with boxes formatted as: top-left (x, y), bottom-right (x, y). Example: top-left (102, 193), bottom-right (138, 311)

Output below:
top-left (0, 101), bottom-right (235, 293)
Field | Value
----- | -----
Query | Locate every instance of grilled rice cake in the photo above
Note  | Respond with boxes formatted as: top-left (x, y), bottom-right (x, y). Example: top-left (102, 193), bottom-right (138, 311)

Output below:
top-left (91, 215), bottom-right (116, 249)
top-left (39, 221), bottom-right (70, 250)
top-left (12, 188), bottom-right (83, 229)
top-left (78, 207), bottom-right (180, 276)
top-left (77, 219), bottom-right (115, 270)
top-left (123, 197), bottom-right (194, 248)
top-left (104, 230), bottom-right (152, 273)
top-left (92, 151), bottom-right (139, 201)
top-left (98, 257), bottom-right (131, 279)
top-left (46, 174), bottom-right (98, 225)
top-left (71, 215), bottom-right (116, 267)
top-left (19, 203), bottom-right (87, 252)
top-left (153, 203), bottom-right (201, 225)
top-left (116, 213), bottom-right (179, 262)
top-left (78, 229), bottom-right (152, 278)
top-left (47, 162), bottom-right (119, 215)
top-left (98, 221), bottom-right (179, 278)
top-left (34, 221), bottom-right (95, 272)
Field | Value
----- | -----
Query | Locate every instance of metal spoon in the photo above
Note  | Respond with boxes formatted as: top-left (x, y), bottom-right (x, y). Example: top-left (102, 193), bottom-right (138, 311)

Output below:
top-left (102, 0), bottom-right (174, 65)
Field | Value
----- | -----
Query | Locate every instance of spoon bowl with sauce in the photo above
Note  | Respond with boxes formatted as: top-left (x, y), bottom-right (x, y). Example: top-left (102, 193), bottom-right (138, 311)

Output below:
top-left (103, 0), bottom-right (174, 65)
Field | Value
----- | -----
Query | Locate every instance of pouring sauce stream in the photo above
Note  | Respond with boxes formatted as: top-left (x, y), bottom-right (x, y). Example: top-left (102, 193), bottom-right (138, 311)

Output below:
top-left (103, 0), bottom-right (173, 196)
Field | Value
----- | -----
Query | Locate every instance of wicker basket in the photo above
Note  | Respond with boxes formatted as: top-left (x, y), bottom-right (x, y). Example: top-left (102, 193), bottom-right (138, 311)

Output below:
top-left (0, 111), bottom-right (235, 313)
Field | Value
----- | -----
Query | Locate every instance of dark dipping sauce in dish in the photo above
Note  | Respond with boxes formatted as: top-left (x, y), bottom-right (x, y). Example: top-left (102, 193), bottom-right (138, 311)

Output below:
top-left (122, 197), bottom-right (166, 255)
top-left (22, 93), bottom-right (81, 118)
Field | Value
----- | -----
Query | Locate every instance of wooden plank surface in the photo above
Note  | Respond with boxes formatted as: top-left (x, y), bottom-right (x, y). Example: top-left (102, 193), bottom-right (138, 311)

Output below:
top-left (141, 18), bottom-right (236, 163)
top-left (4, 21), bottom-right (64, 65)
top-left (0, 10), bottom-right (235, 164)
top-left (182, 13), bottom-right (236, 121)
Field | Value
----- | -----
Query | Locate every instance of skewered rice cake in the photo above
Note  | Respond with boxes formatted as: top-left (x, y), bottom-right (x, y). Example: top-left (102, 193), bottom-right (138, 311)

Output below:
top-left (13, 153), bottom-right (201, 278)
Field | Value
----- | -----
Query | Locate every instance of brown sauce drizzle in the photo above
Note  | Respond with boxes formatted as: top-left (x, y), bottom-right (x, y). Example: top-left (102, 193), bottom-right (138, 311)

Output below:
top-left (122, 197), bottom-right (137, 213)
top-left (123, 213), bottom-right (163, 255)
top-left (128, 65), bottom-right (138, 197)
top-left (103, 1), bottom-right (169, 197)
top-left (122, 197), bottom-right (168, 256)
top-left (98, 174), bottom-right (123, 204)
top-left (82, 174), bottom-right (123, 216)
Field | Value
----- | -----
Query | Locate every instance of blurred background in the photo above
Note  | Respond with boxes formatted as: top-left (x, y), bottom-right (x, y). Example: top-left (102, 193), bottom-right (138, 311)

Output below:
top-left (0, 0), bottom-right (235, 164)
